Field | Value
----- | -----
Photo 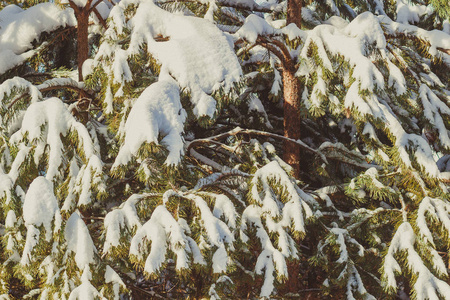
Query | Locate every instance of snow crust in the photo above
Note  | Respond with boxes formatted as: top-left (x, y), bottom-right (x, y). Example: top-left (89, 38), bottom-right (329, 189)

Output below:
top-left (0, 3), bottom-right (76, 74)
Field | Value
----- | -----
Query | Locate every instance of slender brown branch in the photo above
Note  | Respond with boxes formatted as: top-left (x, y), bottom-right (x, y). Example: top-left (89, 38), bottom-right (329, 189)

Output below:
top-left (187, 127), bottom-right (382, 171)
top-left (92, 7), bottom-right (107, 28)
top-left (386, 44), bottom-right (420, 86)
top-left (257, 39), bottom-right (289, 67)
top-left (269, 37), bottom-right (294, 65)
top-left (7, 84), bottom-right (94, 110)
top-left (187, 127), bottom-right (325, 161)
top-left (89, 0), bottom-right (104, 12)
top-left (437, 47), bottom-right (450, 55)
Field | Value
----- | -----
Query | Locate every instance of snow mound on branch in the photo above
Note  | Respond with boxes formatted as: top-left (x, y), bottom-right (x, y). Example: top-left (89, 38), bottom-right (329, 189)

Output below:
top-left (383, 222), bottom-right (450, 299)
top-left (129, 205), bottom-right (203, 274)
top-left (21, 177), bottom-right (61, 265)
top-left (23, 177), bottom-right (59, 236)
top-left (379, 15), bottom-right (450, 56)
top-left (301, 13), bottom-right (385, 91)
top-left (102, 0), bottom-right (242, 117)
top-left (0, 3), bottom-right (76, 75)
top-left (103, 194), bottom-right (144, 254)
top-left (65, 211), bottom-right (97, 270)
top-left (395, 0), bottom-right (431, 24)
top-left (235, 14), bottom-right (275, 43)
top-left (0, 77), bottom-right (42, 107)
top-left (11, 98), bottom-right (101, 180)
top-left (112, 77), bottom-right (186, 167)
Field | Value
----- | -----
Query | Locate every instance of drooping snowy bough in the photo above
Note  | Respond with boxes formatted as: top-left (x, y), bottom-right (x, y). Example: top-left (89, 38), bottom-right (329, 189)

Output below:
top-left (0, 0), bottom-right (450, 298)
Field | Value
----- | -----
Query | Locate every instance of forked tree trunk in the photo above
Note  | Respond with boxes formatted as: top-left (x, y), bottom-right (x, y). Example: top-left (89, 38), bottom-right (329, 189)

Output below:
top-left (68, 0), bottom-right (92, 82)
top-left (283, 0), bottom-right (302, 178)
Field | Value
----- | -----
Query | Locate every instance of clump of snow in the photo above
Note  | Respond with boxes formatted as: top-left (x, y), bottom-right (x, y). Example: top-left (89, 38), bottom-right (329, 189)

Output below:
top-left (105, 266), bottom-right (126, 300)
top-left (383, 222), bottom-right (450, 299)
top-left (130, 204), bottom-right (204, 274)
top-left (21, 177), bottom-right (60, 265)
top-left (395, 0), bottom-right (431, 24)
top-left (379, 15), bottom-right (450, 57)
top-left (419, 85), bottom-right (450, 149)
top-left (0, 77), bottom-right (42, 108)
top-left (65, 211), bottom-right (97, 270)
top-left (235, 14), bottom-right (275, 43)
top-left (239, 160), bottom-right (316, 297)
top-left (10, 98), bottom-right (104, 183)
top-left (103, 194), bottom-right (145, 254)
top-left (301, 14), bottom-right (385, 91)
top-left (112, 77), bottom-right (186, 168)
top-left (98, 0), bottom-right (242, 118)
top-left (67, 268), bottom-right (102, 300)
top-left (0, 3), bottom-right (76, 75)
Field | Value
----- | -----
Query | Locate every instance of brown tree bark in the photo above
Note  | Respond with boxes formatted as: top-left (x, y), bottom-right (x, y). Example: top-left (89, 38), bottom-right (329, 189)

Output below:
top-left (68, 0), bottom-right (93, 82)
top-left (282, 65), bottom-right (302, 178)
top-left (283, 0), bottom-right (302, 177)
top-left (287, 0), bottom-right (302, 29)
top-left (76, 11), bottom-right (89, 82)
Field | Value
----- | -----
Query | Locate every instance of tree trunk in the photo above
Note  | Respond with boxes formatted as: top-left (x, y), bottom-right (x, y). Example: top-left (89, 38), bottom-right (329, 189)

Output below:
top-left (76, 10), bottom-right (89, 82)
top-left (68, 0), bottom-right (91, 82)
top-left (287, 0), bottom-right (302, 29)
top-left (282, 0), bottom-right (302, 178)
top-left (282, 68), bottom-right (302, 177)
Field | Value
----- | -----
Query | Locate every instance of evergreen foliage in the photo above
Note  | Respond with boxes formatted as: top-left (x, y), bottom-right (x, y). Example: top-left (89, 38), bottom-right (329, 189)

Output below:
top-left (0, 0), bottom-right (449, 298)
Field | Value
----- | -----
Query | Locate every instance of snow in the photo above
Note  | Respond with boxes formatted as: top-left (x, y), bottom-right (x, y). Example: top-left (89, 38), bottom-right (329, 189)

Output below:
top-left (344, 81), bottom-right (440, 177)
top-left (386, 59), bottom-right (407, 95)
top-left (331, 228), bottom-right (349, 264)
top-left (103, 194), bottom-right (144, 254)
top-left (444, 20), bottom-right (450, 35)
top-left (68, 268), bottom-right (101, 300)
top-left (112, 77), bottom-right (186, 167)
top-left (212, 245), bottom-right (228, 273)
top-left (0, 77), bottom-right (42, 107)
top-left (395, 0), bottom-right (430, 24)
top-left (301, 15), bottom-right (384, 91)
top-left (130, 204), bottom-right (193, 273)
top-left (383, 222), bottom-right (450, 299)
top-left (419, 85), bottom-right (450, 149)
top-left (235, 14), bottom-right (275, 43)
top-left (240, 160), bottom-right (317, 297)
top-left (186, 194), bottom-right (235, 247)
top-left (213, 194), bottom-right (238, 229)
top-left (21, 177), bottom-right (60, 265)
top-left (100, 0), bottom-right (242, 118)
top-left (5, 210), bottom-right (16, 229)
top-left (0, 3), bottom-right (76, 75)
top-left (105, 266), bottom-right (126, 300)
top-left (22, 177), bottom-right (59, 238)
top-left (65, 211), bottom-right (97, 270)
top-left (10, 98), bottom-right (104, 189)
top-left (379, 15), bottom-right (450, 57)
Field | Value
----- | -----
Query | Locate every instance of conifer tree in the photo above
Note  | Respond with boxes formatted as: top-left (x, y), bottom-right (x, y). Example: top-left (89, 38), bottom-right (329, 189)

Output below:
top-left (0, 0), bottom-right (449, 299)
